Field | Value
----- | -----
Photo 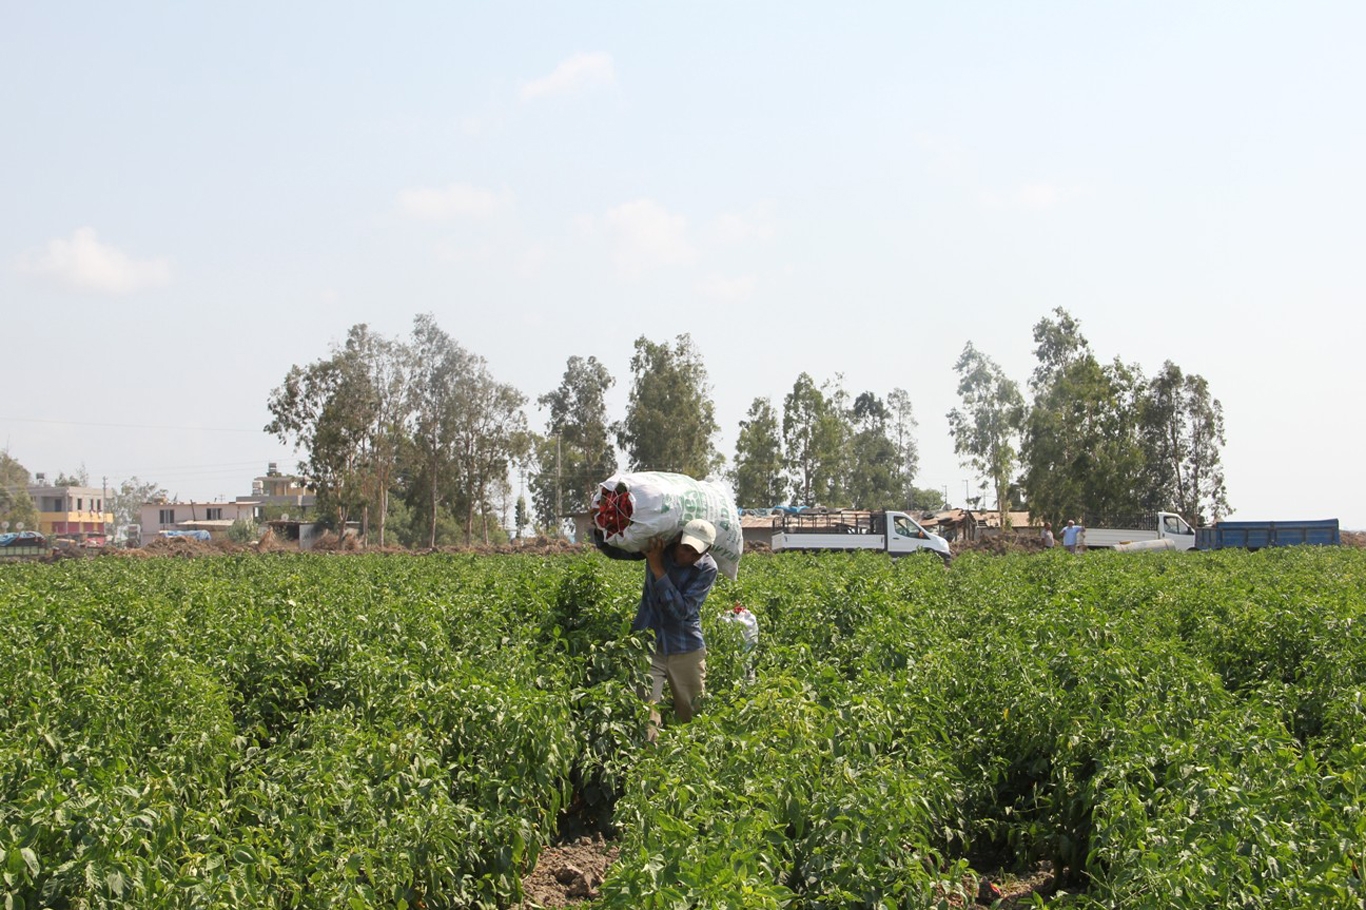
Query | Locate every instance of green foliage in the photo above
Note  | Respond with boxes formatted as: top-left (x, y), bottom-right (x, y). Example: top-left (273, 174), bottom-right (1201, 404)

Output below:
top-left (731, 397), bottom-right (787, 508)
top-left (531, 355), bottom-right (618, 526)
top-left (226, 517), bottom-right (258, 543)
top-left (0, 450), bottom-right (39, 531)
top-left (1020, 308), bottom-right (1232, 528)
top-left (108, 476), bottom-right (166, 537)
top-left (782, 373), bottom-right (849, 507)
top-left (947, 342), bottom-right (1025, 525)
top-left (4, 548), bottom-right (1366, 908)
top-left (617, 334), bottom-right (722, 478)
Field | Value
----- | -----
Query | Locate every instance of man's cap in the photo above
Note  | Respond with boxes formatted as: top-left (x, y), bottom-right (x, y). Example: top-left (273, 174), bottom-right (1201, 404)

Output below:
top-left (679, 519), bottom-right (716, 554)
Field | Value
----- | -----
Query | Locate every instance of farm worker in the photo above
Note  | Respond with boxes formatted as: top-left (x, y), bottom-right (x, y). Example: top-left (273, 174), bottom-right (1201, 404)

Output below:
top-left (633, 518), bottom-right (718, 735)
top-left (1040, 521), bottom-right (1055, 549)
top-left (1061, 519), bottom-right (1084, 554)
top-left (721, 602), bottom-right (759, 681)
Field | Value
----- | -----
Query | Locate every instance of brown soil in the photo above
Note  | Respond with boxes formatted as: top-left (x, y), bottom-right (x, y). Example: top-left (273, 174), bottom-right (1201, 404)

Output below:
top-left (518, 836), bottom-right (619, 908)
top-left (517, 839), bottom-right (1059, 908)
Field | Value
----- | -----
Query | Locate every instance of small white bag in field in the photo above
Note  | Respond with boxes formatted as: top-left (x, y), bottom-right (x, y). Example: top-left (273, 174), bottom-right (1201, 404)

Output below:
top-left (590, 471), bottom-right (743, 579)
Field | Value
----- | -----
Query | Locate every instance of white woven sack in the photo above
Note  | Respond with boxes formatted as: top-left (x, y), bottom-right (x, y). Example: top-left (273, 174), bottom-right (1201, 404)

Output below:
top-left (591, 471), bottom-right (742, 580)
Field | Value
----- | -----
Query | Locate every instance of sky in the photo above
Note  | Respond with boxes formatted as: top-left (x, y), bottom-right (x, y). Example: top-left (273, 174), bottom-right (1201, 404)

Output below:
top-left (2, 3), bottom-right (1363, 528)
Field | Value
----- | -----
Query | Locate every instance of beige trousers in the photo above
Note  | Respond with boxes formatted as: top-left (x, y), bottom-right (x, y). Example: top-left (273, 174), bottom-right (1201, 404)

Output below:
top-left (645, 649), bottom-right (707, 729)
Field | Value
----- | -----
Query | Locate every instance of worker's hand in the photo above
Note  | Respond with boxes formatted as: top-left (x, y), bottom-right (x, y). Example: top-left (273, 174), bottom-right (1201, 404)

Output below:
top-left (644, 537), bottom-right (666, 577)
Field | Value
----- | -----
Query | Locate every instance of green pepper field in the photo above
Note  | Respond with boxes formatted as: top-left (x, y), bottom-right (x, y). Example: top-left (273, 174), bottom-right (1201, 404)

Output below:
top-left (3, 547), bottom-right (1365, 908)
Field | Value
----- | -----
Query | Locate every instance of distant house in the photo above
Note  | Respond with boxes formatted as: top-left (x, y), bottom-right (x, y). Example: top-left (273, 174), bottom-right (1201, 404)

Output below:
top-left (26, 476), bottom-right (113, 545)
top-left (237, 462), bottom-right (315, 518)
top-left (136, 500), bottom-right (258, 544)
top-left (741, 513), bottom-right (780, 550)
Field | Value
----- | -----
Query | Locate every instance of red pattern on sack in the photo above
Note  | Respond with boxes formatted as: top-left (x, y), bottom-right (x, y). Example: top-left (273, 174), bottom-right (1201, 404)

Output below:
top-left (595, 488), bottom-right (634, 537)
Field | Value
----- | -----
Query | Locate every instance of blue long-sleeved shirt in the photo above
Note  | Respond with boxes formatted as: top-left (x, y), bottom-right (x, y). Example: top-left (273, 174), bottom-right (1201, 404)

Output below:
top-left (630, 549), bottom-right (717, 656)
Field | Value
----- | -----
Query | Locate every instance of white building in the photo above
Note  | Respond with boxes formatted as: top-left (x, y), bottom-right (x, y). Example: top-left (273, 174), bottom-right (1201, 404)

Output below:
top-left (136, 500), bottom-right (259, 544)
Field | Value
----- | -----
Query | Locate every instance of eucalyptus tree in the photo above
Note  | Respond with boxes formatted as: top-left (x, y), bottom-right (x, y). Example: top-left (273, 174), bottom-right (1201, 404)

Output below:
top-left (730, 397), bottom-right (786, 508)
top-left (616, 334), bottom-right (721, 478)
top-left (1139, 361), bottom-right (1230, 525)
top-left (1021, 310), bottom-right (1147, 527)
top-left (406, 314), bottom-right (476, 547)
top-left (349, 325), bottom-right (410, 544)
top-left (887, 388), bottom-right (920, 501)
top-left (946, 342), bottom-right (1025, 528)
top-left (110, 477), bottom-right (166, 536)
top-left (782, 373), bottom-right (849, 507)
top-left (532, 355), bottom-right (618, 528)
top-left (449, 364), bottom-right (530, 544)
top-left (845, 391), bottom-right (903, 509)
top-left (266, 325), bottom-right (388, 530)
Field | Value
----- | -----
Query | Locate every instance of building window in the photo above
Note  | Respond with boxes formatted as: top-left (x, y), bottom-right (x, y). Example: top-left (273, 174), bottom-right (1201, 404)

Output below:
top-left (205, 508), bottom-right (223, 521)
top-left (159, 509), bottom-right (175, 525)
top-left (77, 498), bottom-right (83, 510)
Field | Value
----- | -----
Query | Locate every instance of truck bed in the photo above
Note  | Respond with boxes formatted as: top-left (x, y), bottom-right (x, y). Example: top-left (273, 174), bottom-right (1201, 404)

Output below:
top-left (1196, 519), bottom-right (1340, 550)
top-left (771, 533), bottom-right (887, 552)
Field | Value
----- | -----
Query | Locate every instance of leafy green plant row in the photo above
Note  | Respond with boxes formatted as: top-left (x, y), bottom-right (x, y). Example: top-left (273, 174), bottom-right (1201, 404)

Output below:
top-left (4, 547), bottom-right (1366, 908)
top-left (0, 555), bottom-right (652, 909)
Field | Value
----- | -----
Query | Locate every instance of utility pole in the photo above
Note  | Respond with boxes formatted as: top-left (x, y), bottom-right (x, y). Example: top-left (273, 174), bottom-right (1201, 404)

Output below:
top-left (555, 435), bottom-right (562, 538)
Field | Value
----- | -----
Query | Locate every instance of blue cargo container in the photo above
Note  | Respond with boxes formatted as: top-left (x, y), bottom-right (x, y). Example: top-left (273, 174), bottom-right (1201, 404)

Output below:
top-left (1194, 519), bottom-right (1340, 550)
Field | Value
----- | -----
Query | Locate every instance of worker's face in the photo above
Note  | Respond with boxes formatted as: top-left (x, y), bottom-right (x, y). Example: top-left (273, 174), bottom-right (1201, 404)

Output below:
top-left (673, 543), bottom-right (703, 566)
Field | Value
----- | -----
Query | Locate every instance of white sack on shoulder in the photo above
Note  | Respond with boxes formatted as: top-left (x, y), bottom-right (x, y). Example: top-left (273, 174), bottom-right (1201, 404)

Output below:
top-left (591, 471), bottom-right (743, 580)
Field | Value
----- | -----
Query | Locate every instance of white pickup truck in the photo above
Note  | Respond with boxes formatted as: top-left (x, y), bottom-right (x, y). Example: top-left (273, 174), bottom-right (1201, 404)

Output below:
top-left (1079, 512), bottom-right (1197, 551)
top-left (771, 510), bottom-right (953, 563)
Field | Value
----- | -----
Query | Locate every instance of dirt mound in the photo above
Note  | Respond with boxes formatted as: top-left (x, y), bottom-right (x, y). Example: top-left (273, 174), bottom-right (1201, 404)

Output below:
top-left (310, 531), bottom-right (362, 552)
top-left (953, 535), bottom-right (1046, 556)
top-left (1343, 530), bottom-right (1365, 548)
top-left (121, 536), bottom-right (250, 558)
top-left (519, 836), bottom-right (618, 908)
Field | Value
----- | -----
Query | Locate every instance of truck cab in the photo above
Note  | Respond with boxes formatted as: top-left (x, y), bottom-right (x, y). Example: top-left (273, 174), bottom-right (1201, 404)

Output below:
top-left (888, 512), bottom-right (950, 557)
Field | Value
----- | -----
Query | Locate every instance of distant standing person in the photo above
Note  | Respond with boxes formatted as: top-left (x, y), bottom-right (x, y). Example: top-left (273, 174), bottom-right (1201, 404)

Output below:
top-left (1040, 521), bottom-right (1055, 549)
top-left (1061, 519), bottom-right (1084, 553)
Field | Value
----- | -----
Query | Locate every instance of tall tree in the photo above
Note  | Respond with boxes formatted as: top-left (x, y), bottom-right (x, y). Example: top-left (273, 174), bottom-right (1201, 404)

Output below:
top-left (448, 361), bottom-right (530, 544)
top-left (946, 342), bottom-right (1025, 529)
top-left (350, 326), bottom-right (410, 545)
top-left (0, 451), bottom-right (39, 532)
top-left (109, 477), bottom-right (167, 536)
top-left (531, 355), bottom-right (618, 527)
top-left (730, 397), bottom-right (786, 508)
top-left (886, 388), bottom-right (920, 501)
top-left (845, 392), bottom-right (903, 509)
top-left (1023, 355), bottom-right (1148, 527)
top-left (1021, 311), bottom-right (1148, 527)
top-left (616, 334), bottom-right (721, 478)
top-left (265, 327), bottom-right (384, 530)
top-left (1029, 307), bottom-right (1092, 393)
top-left (406, 314), bottom-right (475, 548)
top-left (1139, 361), bottom-right (1230, 525)
top-left (782, 373), bottom-right (849, 507)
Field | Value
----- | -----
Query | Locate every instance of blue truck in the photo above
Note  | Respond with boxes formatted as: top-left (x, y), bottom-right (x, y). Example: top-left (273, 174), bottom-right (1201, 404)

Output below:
top-left (1194, 518), bottom-right (1340, 550)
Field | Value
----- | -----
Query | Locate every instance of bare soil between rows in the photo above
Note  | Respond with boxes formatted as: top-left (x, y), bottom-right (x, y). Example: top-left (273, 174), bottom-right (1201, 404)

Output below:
top-left (519, 833), bottom-right (1061, 908)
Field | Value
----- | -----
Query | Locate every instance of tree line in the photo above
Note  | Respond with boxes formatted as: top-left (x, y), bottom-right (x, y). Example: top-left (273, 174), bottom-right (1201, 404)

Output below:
top-left (947, 308), bottom-right (1229, 529)
top-left (2, 308), bottom-right (1230, 548)
top-left (262, 317), bottom-right (944, 547)
top-left (262, 308), bottom-right (1230, 547)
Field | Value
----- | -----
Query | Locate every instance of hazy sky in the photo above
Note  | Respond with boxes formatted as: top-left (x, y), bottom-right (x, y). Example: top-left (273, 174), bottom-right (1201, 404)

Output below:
top-left (3, 3), bottom-right (1363, 528)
